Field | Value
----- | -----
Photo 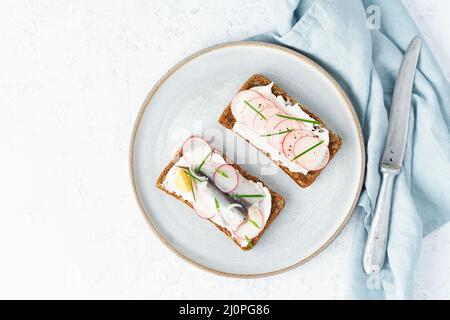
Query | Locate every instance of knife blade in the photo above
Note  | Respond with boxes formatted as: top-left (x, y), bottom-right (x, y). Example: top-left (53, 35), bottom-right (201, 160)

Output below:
top-left (363, 36), bottom-right (422, 275)
top-left (381, 36), bottom-right (422, 167)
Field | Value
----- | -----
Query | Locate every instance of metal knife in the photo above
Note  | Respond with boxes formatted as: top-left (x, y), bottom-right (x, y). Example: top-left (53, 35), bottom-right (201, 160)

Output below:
top-left (363, 36), bottom-right (422, 275)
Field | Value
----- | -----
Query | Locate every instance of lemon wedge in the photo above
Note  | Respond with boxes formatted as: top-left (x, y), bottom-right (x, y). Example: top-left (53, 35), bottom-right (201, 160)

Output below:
top-left (175, 168), bottom-right (192, 193)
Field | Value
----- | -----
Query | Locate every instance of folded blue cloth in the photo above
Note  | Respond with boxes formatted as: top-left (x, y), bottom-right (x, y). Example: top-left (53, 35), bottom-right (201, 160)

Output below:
top-left (253, 0), bottom-right (450, 299)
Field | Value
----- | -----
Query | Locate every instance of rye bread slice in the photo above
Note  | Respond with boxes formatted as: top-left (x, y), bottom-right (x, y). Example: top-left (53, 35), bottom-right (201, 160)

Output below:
top-left (218, 74), bottom-right (342, 188)
top-left (156, 140), bottom-right (285, 251)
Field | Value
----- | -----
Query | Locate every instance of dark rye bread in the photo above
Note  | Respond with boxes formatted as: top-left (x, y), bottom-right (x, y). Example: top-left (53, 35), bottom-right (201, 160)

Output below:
top-left (156, 142), bottom-right (285, 251)
top-left (218, 74), bottom-right (342, 188)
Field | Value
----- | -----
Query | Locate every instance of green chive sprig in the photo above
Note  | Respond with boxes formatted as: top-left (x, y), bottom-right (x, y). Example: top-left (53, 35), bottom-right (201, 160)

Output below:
top-left (215, 168), bottom-right (229, 178)
top-left (245, 235), bottom-right (253, 248)
top-left (214, 197), bottom-right (220, 211)
top-left (183, 169), bottom-right (203, 183)
top-left (244, 100), bottom-right (266, 120)
top-left (291, 140), bottom-right (324, 162)
top-left (249, 219), bottom-right (261, 229)
top-left (188, 174), bottom-right (196, 202)
top-left (195, 151), bottom-right (212, 174)
top-left (260, 128), bottom-right (293, 137)
top-left (276, 113), bottom-right (320, 125)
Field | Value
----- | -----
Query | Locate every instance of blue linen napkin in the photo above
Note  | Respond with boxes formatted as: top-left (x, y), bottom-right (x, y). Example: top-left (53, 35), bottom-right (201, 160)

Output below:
top-left (252, 0), bottom-right (450, 299)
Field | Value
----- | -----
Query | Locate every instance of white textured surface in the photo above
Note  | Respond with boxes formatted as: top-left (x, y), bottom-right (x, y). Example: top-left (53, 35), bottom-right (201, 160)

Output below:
top-left (0, 0), bottom-right (448, 299)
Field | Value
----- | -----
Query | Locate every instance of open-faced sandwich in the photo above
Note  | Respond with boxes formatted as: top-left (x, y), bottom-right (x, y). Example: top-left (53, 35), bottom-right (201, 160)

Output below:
top-left (218, 74), bottom-right (342, 188)
top-left (156, 136), bottom-right (285, 250)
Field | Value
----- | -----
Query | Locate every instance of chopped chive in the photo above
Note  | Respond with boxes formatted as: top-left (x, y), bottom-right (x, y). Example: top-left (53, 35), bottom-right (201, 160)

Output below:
top-left (215, 168), bottom-right (229, 178)
top-left (195, 151), bottom-right (212, 174)
top-left (244, 100), bottom-right (266, 120)
top-left (230, 194), bottom-right (265, 199)
top-left (249, 219), bottom-right (261, 229)
top-left (183, 169), bottom-right (203, 183)
top-left (260, 128), bottom-right (293, 137)
top-left (214, 197), bottom-right (220, 211)
top-left (276, 113), bottom-right (320, 124)
top-left (245, 235), bottom-right (253, 248)
top-left (291, 140), bottom-right (324, 162)
top-left (188, 173), bottom-right (196, 202)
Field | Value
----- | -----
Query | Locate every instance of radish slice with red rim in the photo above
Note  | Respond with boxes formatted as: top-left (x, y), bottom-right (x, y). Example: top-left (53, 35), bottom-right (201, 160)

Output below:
top-left (269, 119), bottom-right (301, 148)
top-left (292, 136), bottom-right (329, 170)
top-left (233, 207), bottom-right (264, 240)
top-left (305, 148), bottom-right (330, 171)
top-left (182, 136), bottom-right (212, 165)
top-left (281, 129), bottom-right (314, 159)
top-left (230, 90), bottom-right (261, 123)
top-left (213, 164), bottom-right (239, 193)
top-left (250, 86), bottom-right (280, 108)
top-left (252, 107), bottom-right (279, 133)
top-left (262, 114), bottom-right (285, 137)
top-left (239, 97), bottom-right (274, 127)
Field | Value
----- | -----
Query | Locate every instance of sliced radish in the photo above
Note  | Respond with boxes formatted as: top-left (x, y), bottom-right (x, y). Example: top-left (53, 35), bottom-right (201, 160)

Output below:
top-left (270, 119), bottom-right (301, 148)
top-left (304, 148), bottom-right (330, 171)
top-left (249, 86), bottom-right (269, 98)
top-left (213, 164), bottom-right (239, 193)
top-left (292, 136), bottom-right (329, 171)
top-left (252, 107), bottom-right (279, 133)
top-left (281, 129), bottom-right (314, 159)
top-left (239, 97), bottom-right (274, 127)
top-left (291, 118), bottom-right (307, 130)
top-left (240, 107), bottom-right (258, 127)
top-left (250, 85), bottom-right (279, 106)
top-left (182, 137), bottom-right (212, 165)
top-left (233, 208), bottom-right (264, 240)
top-left (262, 114), bottom-right (285, 137)
top-left (230, 90), bottom-right (261, 122)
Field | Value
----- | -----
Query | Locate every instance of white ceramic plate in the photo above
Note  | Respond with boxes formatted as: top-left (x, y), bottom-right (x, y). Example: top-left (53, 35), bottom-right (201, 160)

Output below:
top-left (130, 42), bottom-right (364, 277)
